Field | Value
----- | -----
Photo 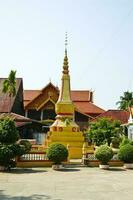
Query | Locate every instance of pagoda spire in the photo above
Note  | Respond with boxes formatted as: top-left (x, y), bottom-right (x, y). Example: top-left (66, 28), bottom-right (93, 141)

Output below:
top-left (55, 33), bottom-right (74, 117)
top-left (63, 32), bottom-right (69, 75)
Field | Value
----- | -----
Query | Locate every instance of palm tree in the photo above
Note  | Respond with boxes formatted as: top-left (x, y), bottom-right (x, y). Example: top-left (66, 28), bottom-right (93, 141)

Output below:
top-left (116, 91), bottom-right (133, 111)
top-left (2, 70), bottom-right (17, 113)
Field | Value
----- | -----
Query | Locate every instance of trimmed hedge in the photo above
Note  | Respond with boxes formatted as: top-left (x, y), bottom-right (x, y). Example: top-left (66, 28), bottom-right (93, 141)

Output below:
top-left (118, 144), bottom-right (133, 163)
top-left (47, 143), bottom-right (68, 164)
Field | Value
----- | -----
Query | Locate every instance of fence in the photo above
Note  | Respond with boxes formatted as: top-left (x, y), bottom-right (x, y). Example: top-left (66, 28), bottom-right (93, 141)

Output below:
top-left (17, 152), bottom-right (48, 162)
top-left (16, 151), bottom-right (68, 167)
top-left (82, 152), bottom-right (123, 167)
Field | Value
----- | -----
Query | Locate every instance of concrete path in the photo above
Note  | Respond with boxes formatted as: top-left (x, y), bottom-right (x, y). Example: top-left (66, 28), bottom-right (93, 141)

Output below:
top-left (0, 166), bottom-right (133, 200)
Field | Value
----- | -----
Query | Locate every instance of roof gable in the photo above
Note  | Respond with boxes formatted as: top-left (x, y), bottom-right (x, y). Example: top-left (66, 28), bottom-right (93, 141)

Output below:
top-left (25, 82), bottom-right (59, 110)
top-left (41, 82), bottom-right (59, 92)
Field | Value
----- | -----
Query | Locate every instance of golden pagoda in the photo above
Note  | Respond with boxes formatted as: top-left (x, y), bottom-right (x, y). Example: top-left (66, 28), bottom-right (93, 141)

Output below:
top-left (45, 35), bottom-right (84, 159)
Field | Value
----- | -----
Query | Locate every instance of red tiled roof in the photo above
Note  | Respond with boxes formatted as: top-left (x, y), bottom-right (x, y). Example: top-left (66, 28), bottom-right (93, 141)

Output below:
top-left (24, 90), bottom-right (41, 101)
top-left (24, 90), bottom-right (41, 107)
top-left (24, 90), bottom-right (93, 105)
top-left (93, 110), bottom-right (130, 124)
top-left (0, 78), bottom-right (22, 112)
top-left (71, 90), bottom-right (91, 101)
top-left (74, 101), bottom-right (105, 115)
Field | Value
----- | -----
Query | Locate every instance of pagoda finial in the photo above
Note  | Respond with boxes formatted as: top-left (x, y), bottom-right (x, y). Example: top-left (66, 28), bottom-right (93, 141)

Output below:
top-left (55, 32), bottom-right (74, 116)
top-left (65, 32), bottom-right (68, 56)
top-left (63, 32), bottom-right (69, 74)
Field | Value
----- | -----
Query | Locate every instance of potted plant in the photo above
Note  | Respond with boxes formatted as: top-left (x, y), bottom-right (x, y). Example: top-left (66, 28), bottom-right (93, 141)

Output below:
top-left (118, 144), bottom-right (133, 169)
top-left (95, 145), bottom-right (113, 169)
top-left (47, 143), bottom-right (68, 170)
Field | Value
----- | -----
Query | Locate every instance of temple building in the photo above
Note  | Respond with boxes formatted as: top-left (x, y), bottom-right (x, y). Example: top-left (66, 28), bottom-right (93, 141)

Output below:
top-left (23, 84), bottom-right (105, 131)
top-left (0, 75), bottom-right (104, 144)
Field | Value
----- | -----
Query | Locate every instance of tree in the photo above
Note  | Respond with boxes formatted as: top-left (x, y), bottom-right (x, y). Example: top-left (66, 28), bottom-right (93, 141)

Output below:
top-left (0, 117), bottom-right (31, 171)
top-left (87, 117), bottom-right (122, 146)
top-left (116, 91), bottom-right (133, 111)
top-left (2, 70), bottom-right (17, 113)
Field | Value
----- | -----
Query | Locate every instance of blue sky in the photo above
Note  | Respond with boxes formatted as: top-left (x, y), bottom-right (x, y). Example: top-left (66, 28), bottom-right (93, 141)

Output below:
top-left (0, 0), bottom-right (133, 110)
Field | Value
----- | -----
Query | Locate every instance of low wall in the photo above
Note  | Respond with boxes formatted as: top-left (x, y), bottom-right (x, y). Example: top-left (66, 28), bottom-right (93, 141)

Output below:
top-left (16, 152), bottom-right (68, 168)
top-left (82, 152), bottom-right (123, 167)
top-left (85, 160), bottom-right (123, 167)
top-left (16, 161), bottom-right (53, 168)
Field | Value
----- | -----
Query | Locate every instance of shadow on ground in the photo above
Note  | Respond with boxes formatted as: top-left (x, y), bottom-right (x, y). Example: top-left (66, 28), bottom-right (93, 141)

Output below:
top-left (0, 190), bottom-right (62, 200)
top-left (57, 168), bottom-right (80, 172)
top-left (7, 168), bottom-right (47, 174)
top-left (107, 168), bottom-right (125, 172)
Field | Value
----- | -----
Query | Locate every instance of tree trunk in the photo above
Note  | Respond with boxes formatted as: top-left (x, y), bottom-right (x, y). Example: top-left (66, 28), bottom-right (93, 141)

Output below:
top-left (9, 96), bottom-right (12, 113)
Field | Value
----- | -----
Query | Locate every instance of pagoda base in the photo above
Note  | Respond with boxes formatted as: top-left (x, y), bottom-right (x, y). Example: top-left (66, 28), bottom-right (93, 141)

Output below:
top-left (45, 130), bottom-right (84, 159)
top-left (68, 146), bottom-right (83, 159)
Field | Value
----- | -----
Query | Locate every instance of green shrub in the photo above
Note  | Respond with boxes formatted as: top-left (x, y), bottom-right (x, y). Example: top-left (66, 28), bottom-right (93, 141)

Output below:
top-left (9, 144), bottom-right (25, 157)
top-left (130, 141), bottom-right (133, 145)
top-left (95, 145), bottom-right (113, 165)
top-left (119, 137), bottom-right (133, 148)
top-left (47, 143), bottom-right (68, 164)
top-left (88, 117), bottom-right (122, 146)
top-left (0, 118), bottom-right (31, 170)
top-left (19, 140), bottom-right (32, 153)
top-left (111, 137), bottom-right (121, 148)
top-left (0, 146), bottom-right (14, 167)
top-left (0, 117), bottom-right (19, 144)
top-left (118, 144), bottom-right (133, 163)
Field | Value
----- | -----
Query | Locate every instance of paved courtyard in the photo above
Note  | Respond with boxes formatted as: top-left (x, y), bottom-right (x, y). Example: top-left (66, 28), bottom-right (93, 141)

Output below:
top-left (0, 166), bottom-right (133, 200)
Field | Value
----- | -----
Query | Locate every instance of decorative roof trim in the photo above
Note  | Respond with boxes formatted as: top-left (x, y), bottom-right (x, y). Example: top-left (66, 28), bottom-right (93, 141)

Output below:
top-left (74, 107), bottom-right (94, 119)
top-left (25, 82), bottom-right (58, 109)
top-left (36, 97), bottom-right (55, 111)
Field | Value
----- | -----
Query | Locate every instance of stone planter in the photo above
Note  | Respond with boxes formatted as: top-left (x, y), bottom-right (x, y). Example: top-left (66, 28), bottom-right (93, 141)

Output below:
top-left (52, 164), bottom-right (63, 170)
top-left (99, 164), bottom-right (109, 169)
top-left (124, 163), bottom-right (133, 169)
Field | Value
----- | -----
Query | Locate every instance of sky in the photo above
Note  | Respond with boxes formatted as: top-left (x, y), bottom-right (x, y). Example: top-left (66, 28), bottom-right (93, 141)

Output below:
top-left (0, 0), bottom-right (133, 110)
